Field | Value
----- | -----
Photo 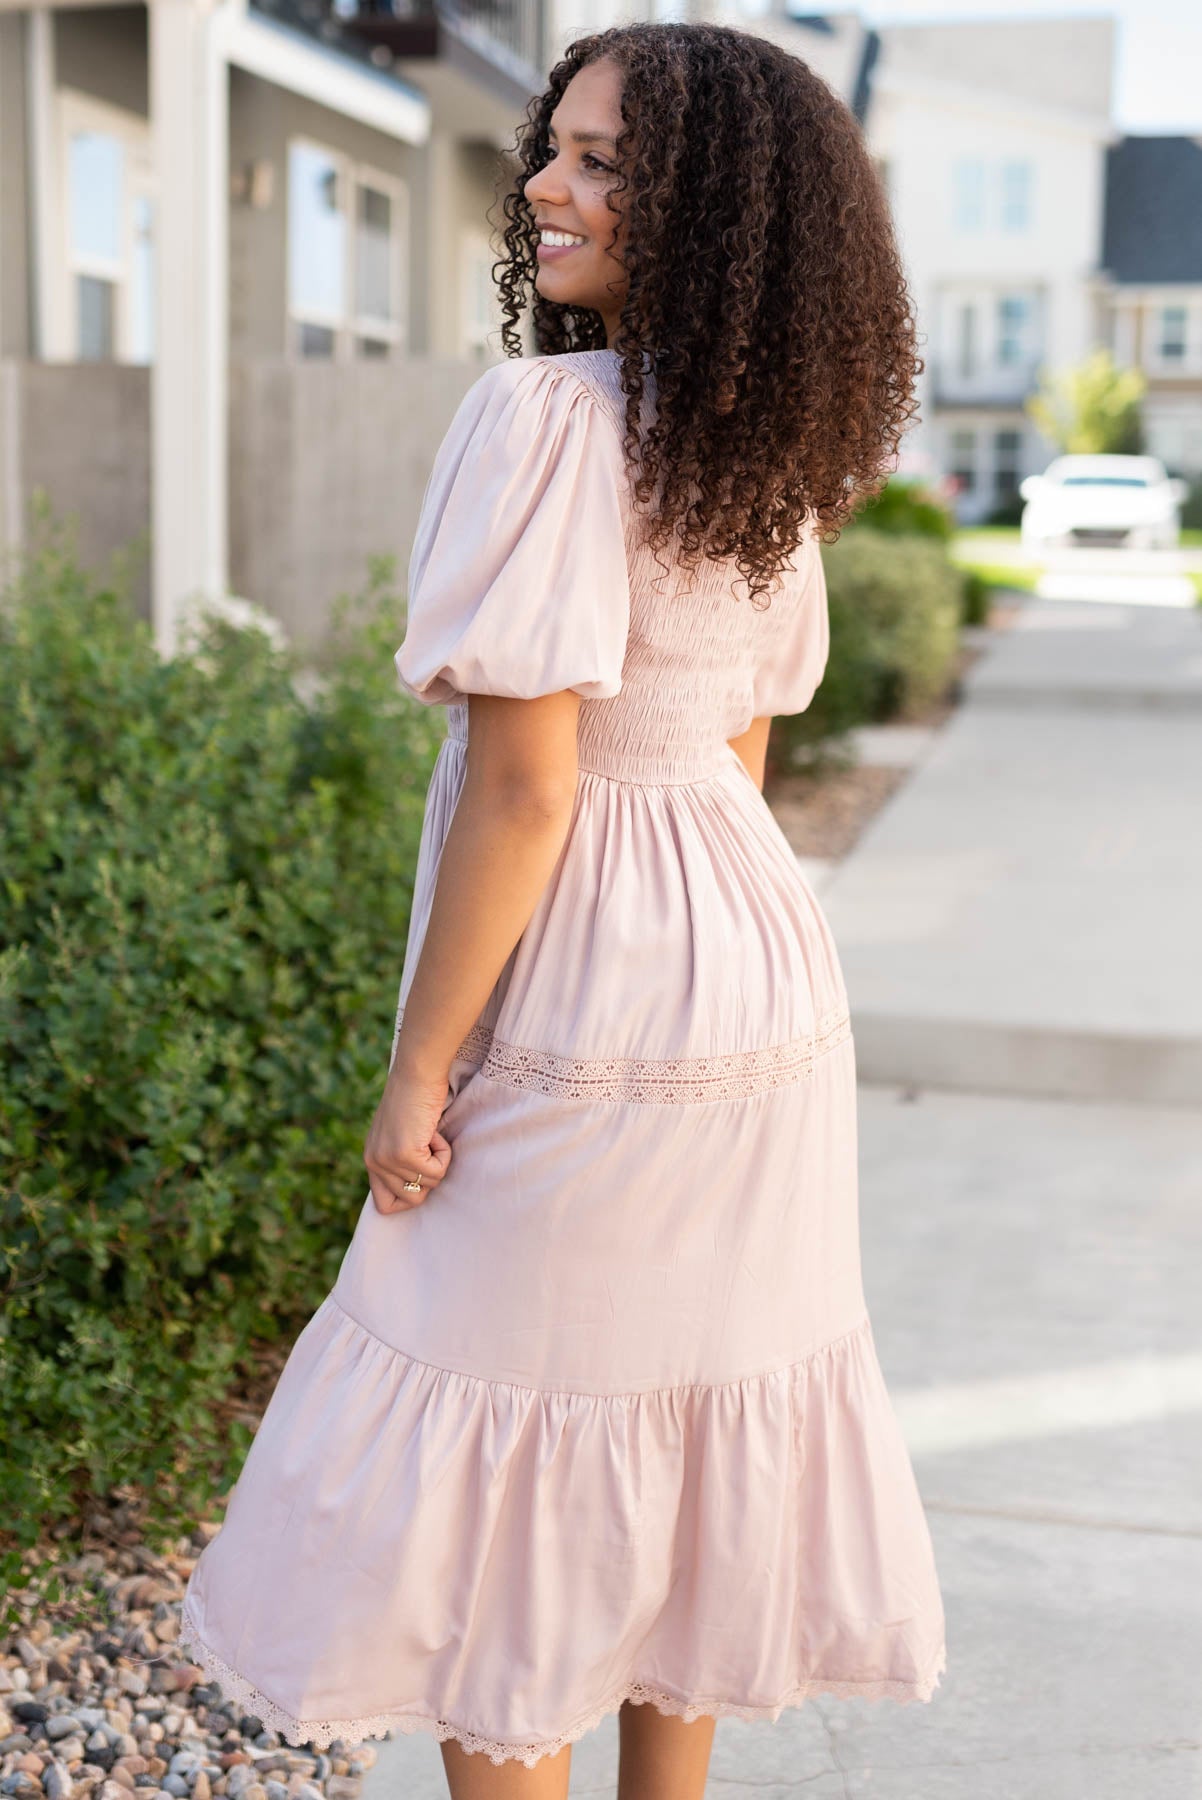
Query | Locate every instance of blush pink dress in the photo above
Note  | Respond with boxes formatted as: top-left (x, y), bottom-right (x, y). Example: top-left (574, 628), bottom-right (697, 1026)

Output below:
top-left (175, 347), bottom-right (947, 1766)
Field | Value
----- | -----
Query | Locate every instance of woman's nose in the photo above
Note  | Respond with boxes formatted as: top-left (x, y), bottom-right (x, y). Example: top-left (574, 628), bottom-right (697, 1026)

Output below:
top-left (528, 158), bottom-right (564, 200)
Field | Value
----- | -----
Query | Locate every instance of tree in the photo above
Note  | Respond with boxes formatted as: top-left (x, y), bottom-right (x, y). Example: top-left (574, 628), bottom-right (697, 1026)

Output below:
top-left (1024, 347), bottom-right (1146, 455)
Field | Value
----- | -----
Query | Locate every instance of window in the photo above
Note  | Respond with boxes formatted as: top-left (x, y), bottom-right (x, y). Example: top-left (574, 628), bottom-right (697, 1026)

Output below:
top-left (953, 159), bottom-right (985, 233)
top-left (994, 427), bottom-right (1023, 499)
top-left (997, 294), bottom-right (1033, 366)
top-left (129, 192), bottom-right (155, 363)
top-left (949, 427), bottom-right (977, 493)
top-left (288, 143), bottom-right (344, 347)
top-left (1000, 160), bottom-right (1032, 232)
top-left (953, 157), bottom-right (1035, 235)
top-left (1059, 474), bottom-right (1148, 488)
top-left (355, 184), bottom-right (399, 357)
top-left (1156, 305), bottom-right (1188, 363)
top-left (61, 92), bottom-right (156, 363)
top-left (287, 138), bottom-right (408, 360)
top-left (69, 129), bottom-right (123, 353)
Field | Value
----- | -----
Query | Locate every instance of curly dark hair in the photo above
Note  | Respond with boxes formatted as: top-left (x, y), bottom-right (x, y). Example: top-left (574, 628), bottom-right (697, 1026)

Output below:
top-left (490, 21), bottom-right (924, 607)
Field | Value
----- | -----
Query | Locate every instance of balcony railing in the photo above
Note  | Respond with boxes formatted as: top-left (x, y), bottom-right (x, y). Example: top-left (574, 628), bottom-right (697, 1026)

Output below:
top-left (930, 357), bottom-right (1044, 409)
top-left (337, 0), bottom-right (545, 86)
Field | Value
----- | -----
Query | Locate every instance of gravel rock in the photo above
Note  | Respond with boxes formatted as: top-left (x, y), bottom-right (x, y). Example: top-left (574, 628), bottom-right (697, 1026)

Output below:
top-left (41, 1763), bottom-right (71, 1800)
top-left (1, 1517), bottom-right (382, 1800)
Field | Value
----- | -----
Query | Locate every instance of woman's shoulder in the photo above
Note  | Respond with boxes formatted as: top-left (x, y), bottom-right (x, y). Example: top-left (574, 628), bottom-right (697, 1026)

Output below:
top-left (460, 349), bottom-right (629, 435)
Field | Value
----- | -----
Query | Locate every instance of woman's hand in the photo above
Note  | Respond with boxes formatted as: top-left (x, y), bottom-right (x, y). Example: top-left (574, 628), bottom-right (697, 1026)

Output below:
top-left (364, 1064), bottom-right (453, 1214)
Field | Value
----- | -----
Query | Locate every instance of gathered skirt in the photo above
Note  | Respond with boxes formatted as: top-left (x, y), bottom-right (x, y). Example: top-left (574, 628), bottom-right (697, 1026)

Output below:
top-left (175, 735), bottom-right (947, 1765)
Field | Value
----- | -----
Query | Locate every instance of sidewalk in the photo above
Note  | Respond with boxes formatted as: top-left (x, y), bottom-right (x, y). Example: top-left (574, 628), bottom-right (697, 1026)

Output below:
top-left (818, 594), bottom-right (1202, 1107)
top-left (361, 595), bottom-right (1202, 1797)
top-left (360, 1082), bottom-right (1202, 1799)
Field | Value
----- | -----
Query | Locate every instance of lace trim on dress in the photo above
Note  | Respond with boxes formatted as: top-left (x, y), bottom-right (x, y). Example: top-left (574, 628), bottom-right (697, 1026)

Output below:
top-left (173, 1605), bottom-right (946, 1766)
top-left (392, 1006), bottom-right (853, 1104)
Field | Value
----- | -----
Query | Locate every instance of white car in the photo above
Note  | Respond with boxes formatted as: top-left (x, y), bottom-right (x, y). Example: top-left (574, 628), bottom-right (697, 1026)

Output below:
top-left (1019, 454), bottom-right (1188, 554)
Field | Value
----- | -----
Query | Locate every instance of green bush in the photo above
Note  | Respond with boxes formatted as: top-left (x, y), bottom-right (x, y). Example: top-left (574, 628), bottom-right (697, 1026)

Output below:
top-left (850, 475), bottom-right (956, 542)
top-left (959, 567), bottom-right (992, 627)
top-left (983, 495), bottom-right (1026, 528)
top-left (770, 532), bottom-right (963, 769)
top-left (1182, 477), bottom-right (1202, 531)
top-left (0, 532), bottom-right (443, 1570)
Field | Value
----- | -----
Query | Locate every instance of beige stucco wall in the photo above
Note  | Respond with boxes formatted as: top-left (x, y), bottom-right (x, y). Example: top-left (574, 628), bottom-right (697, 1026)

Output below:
top-left (230, 66), bottom-right (416, 357)
top-left (229, 67), bottom-right (507, 360)
top-left (55, 5), bottom-right (148, 117)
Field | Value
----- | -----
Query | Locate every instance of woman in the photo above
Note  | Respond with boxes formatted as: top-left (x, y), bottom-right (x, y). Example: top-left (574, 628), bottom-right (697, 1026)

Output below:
top-left (177, 21), bottom-right (946, 1799)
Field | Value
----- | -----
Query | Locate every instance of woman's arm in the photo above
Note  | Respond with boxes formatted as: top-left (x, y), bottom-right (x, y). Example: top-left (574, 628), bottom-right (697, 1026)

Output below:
top-left (364, 690), bottom-right (582, 1213)
top-left (727, 715), bottom-right (772, 793)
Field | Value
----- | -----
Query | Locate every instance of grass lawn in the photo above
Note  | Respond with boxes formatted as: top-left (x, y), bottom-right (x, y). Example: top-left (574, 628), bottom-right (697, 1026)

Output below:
top-left (952, 527), bottom-right (1022, 552)
top-left (952, 528), bottom-right (1202, 604)
top-left (961, 561), bottom-right (1041, 593)
top-left (952, 525), bottom-right (1202, 543)
top-left (950, 530), bottom-right (1040, 594)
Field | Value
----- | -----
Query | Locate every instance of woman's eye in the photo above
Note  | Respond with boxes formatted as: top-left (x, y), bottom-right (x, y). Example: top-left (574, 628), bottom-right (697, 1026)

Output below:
top-left (539, 145), bottom-right (611, 175)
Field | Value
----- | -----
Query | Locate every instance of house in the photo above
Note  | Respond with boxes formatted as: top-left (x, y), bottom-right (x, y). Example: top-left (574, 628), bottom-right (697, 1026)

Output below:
top-left (862, 13), bottom-right (1118, 523)
top-left (1094, 134), bottom-right (1202, 478)
top-left (772, 11), bottom-right (1202, 521)
top-left (4, 0), bottom-right (1192, 646)
top-left (0, 0), bottom-right (559, 650)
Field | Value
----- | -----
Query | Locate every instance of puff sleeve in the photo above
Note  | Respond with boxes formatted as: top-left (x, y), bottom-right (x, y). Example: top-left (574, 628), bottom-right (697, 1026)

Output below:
top-left (395, 358), bottom-right (632, 706)
top-left (751, 525), bottom-right (831, 717)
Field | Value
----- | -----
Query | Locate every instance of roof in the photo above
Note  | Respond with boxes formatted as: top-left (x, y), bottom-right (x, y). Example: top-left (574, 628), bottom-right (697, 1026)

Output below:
top-left (1102, 136), bottom-right (1202, 284)
top-left (851, 27), bottom-right (879, 125)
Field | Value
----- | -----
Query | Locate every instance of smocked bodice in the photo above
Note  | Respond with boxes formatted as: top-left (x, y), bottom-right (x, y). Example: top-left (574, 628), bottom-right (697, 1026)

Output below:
top-left (395, 347), bottom-right (829, 784)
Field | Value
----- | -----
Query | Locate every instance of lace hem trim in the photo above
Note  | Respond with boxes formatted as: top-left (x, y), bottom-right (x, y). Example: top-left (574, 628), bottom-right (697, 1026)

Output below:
top-left (392, 1005), bottom-right (853, 1104)
top-left (174, 1606), bottom-right (946, 1766)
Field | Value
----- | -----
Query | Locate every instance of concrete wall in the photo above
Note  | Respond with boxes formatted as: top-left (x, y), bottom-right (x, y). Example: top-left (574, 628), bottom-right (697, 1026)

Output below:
top-left (0, 352), bottom-right (507, 645)
top-left (0, 359), bottom-right (151, 618)
top-left (228, 353), bottom-right (493, 646)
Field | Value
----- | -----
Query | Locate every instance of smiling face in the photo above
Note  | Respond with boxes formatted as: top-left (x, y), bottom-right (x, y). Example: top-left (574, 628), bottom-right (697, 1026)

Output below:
top-left (524, 57), bottom-right (631, 348)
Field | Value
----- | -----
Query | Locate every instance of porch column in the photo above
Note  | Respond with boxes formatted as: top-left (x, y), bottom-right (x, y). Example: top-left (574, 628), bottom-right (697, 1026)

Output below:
top-left (23, 8), bottom-right (76, 364)
top-left (421, 131), bottom-right (459, 357)
top-left (147, 0), bottom-right (229, 658)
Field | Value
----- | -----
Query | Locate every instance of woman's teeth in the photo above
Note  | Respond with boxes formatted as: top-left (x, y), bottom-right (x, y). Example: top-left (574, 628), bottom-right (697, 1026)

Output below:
top-left (540, 230), bottom-right (587, 247)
